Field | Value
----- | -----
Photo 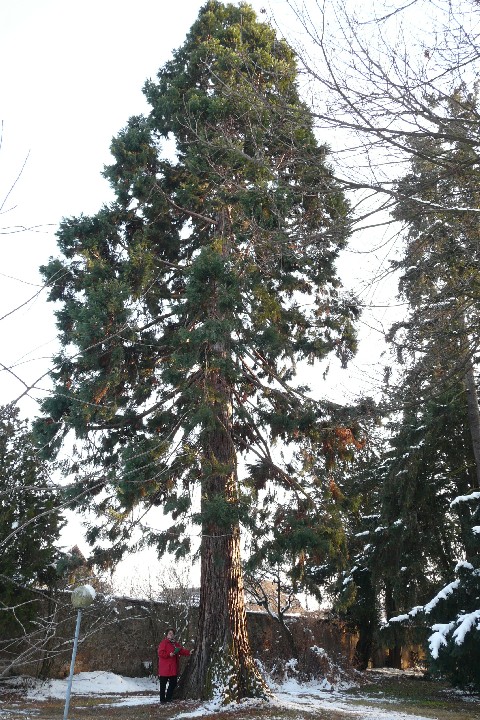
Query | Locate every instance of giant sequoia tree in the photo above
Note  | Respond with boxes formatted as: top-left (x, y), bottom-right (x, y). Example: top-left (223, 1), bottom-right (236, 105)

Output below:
top-left (37, 2), bottom-right (357, 700)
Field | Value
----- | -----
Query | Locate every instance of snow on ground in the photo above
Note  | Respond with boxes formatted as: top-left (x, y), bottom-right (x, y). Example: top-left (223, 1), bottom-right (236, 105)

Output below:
top-left (3, 670), bottom-right (437, 720)
top-left (269, 675), bottom-right (433, 720)
top-left (366, 668), bottom-right (426, 678)
top-left (8, 671), bottom-right (159, 703)
top-left (271, 692), bottom-right (431, 720)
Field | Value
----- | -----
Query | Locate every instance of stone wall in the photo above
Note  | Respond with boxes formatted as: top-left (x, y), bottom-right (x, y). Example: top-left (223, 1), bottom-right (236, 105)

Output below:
top-left (2, 594), bottom-right (357, 679)
top-left (247, 609), bottom-right (357, 674)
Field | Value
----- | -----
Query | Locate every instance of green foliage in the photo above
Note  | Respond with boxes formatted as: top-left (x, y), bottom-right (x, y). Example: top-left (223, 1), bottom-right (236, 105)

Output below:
top-left (389, 86), bottom-right (480, 401)
top-left (0, 406), bottom-right (64, 636)
top-left (329, 434), bottom-right (384, 668)
top-left (362, 85), bottom-right (480, 679)
top-left (423, 492), bottom-right (480, 689)
top-left (341, 385), bottom-right (479, 670)
top-left (376, 387), bottom-right (473, 616)
top-left (36, 1), bottom-right (357, 565)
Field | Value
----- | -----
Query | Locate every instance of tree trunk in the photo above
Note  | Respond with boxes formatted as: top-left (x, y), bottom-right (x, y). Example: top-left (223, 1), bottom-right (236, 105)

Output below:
top-left (464, 361), bottom-right (480, 489)
top-left (387, 644), bottom-right (402, 670)
top-left (178, 387), bottom-right (268, 701)
top-left (177, 232), bottom-right (268, 701)
top-left (384, 580), bottom-right (402, 670)
top-left (353, 620), bottom-right (374, 671)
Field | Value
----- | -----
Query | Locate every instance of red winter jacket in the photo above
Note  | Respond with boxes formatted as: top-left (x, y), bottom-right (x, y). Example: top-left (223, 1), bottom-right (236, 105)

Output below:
top-left (157, 637), bottom-right (191, 676)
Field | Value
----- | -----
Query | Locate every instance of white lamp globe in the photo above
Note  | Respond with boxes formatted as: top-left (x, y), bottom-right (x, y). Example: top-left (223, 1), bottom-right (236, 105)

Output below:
top-left (71, 585), bottom-right (96, 609)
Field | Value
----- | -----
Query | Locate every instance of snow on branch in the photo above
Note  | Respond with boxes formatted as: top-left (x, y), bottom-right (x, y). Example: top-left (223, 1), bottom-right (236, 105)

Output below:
top-left (424, 580), bottom-right (460, 614)
top-left (452, 610), bottom-right (480, 647)
top-left (450, 491), bottom-right (480, 507)
top-left (429, 610), bottom-right (480, 659)
top-left (429, 621), bottom-right (456, 659)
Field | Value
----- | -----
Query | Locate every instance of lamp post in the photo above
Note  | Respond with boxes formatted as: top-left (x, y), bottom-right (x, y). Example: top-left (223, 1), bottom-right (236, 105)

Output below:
top-left (63, 585), bottom-right (96, 720)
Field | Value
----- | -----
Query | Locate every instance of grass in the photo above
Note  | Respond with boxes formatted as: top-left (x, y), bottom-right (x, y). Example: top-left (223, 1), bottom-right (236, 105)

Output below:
top-left (343, 670), bottom-right (480, 720)
top-left (0, 672), bottom-right (478, 720)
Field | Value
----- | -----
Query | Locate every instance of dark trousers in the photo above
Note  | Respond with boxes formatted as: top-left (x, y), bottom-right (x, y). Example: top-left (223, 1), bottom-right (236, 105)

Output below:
top-left (159, 675), bottom-right (177, 703)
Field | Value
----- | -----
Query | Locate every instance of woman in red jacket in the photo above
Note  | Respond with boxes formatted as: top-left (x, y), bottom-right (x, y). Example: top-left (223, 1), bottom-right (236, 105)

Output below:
top-left (157, 628), bottom-right (191, 703)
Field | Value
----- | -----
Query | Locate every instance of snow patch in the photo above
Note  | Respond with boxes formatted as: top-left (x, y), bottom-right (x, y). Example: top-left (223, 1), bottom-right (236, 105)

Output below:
top-left (22, 671), bottom-right (158, 699)
top-left (310, 645), bottom-right (327, 657)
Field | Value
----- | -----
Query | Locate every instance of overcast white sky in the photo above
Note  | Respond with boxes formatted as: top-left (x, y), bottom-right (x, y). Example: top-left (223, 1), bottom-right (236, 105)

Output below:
top-left (0, 0), bottom-right (247, 412)
top-left (0, 0), bottom-right (397, 592)
top-left (0, 0), bottom-right (395, 410)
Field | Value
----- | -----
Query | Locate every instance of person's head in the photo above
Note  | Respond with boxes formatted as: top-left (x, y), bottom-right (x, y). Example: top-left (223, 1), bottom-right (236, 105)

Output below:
top-left (166, 628), bottom-right (175, 640)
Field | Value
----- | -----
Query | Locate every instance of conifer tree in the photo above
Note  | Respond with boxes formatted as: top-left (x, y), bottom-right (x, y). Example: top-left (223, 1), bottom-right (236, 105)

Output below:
top-left (389, 88), bottom-right (480, 483)
top-left (379, 87), bottom-right (480, 683)
top-left (36, 2), bottom-right (357, 700)
top-left (412, 488), bottom-right (480, 689)
top-left (330, 427), bottom-right (384, 670)
top-left (0, 406), bottom-right (64, 638)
